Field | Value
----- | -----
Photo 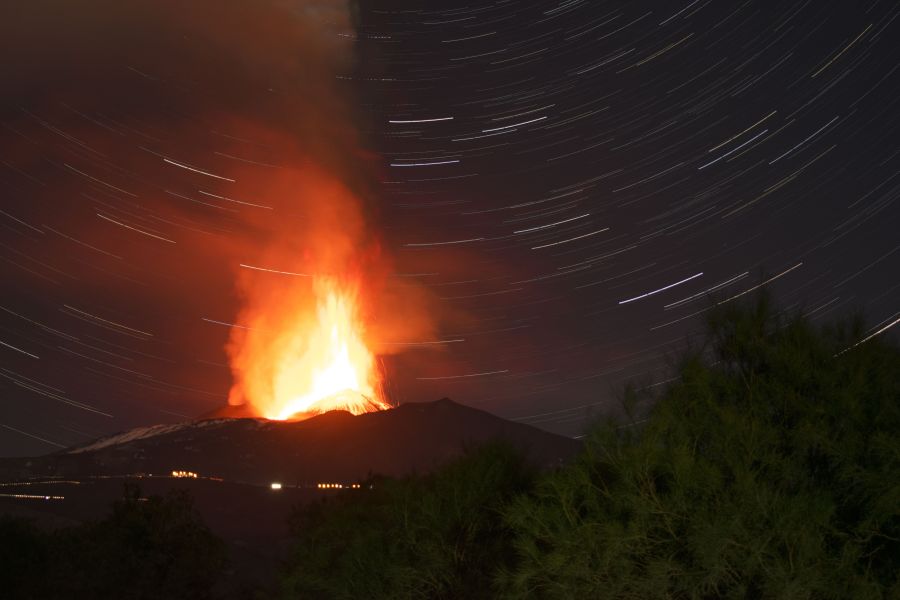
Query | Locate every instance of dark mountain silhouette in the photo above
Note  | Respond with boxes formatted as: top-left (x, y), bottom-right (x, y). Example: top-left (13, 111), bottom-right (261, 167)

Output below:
top-left (0, 399), bottom-right (580, 592)
top-left (0, 399), bottom-right (579, 485)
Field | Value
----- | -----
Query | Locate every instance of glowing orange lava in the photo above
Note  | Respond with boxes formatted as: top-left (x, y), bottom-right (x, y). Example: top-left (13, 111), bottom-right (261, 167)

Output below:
top-left (269, 277), bottom-right (387, 419)
top-left (227, 276), bottom-right (389, 420)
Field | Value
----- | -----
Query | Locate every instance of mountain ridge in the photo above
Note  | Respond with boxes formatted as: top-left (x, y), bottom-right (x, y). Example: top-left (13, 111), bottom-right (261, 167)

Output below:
top-left (1, 399), bottom-right (581, 485)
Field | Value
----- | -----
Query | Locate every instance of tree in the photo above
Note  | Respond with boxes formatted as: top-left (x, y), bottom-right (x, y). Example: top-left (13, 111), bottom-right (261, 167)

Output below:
top-left (280, 442), bottom-right (534, 599)
top-left (500, 295), bottom-right (900, 599)
top-left (0, 515), bottom-right (50, 600)
top-left (1, 485), bottom-right (227, 600)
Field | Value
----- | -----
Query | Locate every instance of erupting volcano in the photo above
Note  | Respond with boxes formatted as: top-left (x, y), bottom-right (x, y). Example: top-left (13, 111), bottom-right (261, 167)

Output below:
top-left (226, 273), bottom-right (389, 421)
top-left (266, 276), bottom-right (388, 420)
top-left (217, 161), bottom-right (404, 422)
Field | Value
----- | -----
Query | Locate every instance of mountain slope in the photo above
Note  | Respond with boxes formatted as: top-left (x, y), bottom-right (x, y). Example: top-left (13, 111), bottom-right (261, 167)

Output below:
top-left (2, 399), bottom-right (580, 485)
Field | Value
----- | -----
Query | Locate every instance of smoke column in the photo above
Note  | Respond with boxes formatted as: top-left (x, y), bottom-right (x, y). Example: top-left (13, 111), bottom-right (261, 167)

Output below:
top-left (0, 0), bottom-right (438, 425)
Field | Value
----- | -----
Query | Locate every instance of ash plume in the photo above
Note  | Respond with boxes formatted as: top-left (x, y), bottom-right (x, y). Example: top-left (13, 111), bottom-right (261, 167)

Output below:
top-left (0, 0), bottom-right (439, 420)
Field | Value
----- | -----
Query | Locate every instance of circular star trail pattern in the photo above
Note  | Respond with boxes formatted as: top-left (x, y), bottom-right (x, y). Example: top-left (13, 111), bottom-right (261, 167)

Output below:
top-left (1, 0), bottom-right (898, 454)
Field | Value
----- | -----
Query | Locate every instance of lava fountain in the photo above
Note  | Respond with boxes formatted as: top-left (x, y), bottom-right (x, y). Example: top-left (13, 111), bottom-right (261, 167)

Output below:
top-left (206, 0), bottom-right (424, 421)
top-left (268, 276), bottom-right (388, 420)
top-left (226, 269), bottom-right (390, 421)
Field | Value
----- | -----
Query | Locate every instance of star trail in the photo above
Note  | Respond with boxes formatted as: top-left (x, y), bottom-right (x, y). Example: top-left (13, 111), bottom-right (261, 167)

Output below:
top-left (1, 0), bottom-right (897, 455)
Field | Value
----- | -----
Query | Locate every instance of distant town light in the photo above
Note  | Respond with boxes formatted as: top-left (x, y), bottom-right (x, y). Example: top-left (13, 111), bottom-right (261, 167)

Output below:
top-left (0, 492), bottom-right (65, 500)
top-left (316, 482), bottom-right (361, 490)
top-left (270, 482), bottom-right (282, 490)
top-left (171, 470), bottom-right (198, 479)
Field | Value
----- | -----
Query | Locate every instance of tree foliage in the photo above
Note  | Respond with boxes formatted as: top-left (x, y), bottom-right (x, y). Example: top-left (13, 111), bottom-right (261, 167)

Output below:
top-left (279, 295), bottom-right (899, 599)
top-left (280, 442), bottom-right (534, 599)
top-left (500, 296), bottom-right (900, 599)
top-left (0, 484), bottom-right (227, 600)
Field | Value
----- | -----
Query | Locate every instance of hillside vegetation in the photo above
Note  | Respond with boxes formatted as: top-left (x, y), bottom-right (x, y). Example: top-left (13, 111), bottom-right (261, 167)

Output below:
top-left (282, 296), bottom-right (899, 599)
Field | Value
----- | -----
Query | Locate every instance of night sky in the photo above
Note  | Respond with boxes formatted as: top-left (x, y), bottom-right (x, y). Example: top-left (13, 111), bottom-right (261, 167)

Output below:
top-left (1, 0), bottom-right (898, 456)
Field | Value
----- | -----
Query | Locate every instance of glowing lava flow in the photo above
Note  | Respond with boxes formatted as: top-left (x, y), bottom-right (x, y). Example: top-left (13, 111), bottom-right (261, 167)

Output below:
top-left (228, 276), bottom-right (389, 420)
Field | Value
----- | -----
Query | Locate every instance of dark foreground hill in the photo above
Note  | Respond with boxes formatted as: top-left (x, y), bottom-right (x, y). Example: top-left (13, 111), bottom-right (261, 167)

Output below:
top-left (0, 398), bottom-right (579, 485)
top-left (0, 399), bottom-right (579, 595)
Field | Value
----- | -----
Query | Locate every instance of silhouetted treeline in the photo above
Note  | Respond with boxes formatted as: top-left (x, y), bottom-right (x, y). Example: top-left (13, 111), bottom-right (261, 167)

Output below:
top-left (281, 297), bottom-right (899, 599)
top-left (0, 484), bottom-right (226, 600)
